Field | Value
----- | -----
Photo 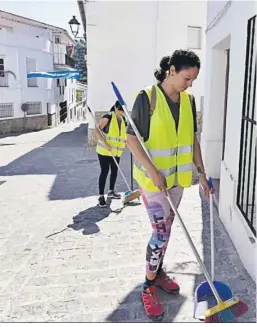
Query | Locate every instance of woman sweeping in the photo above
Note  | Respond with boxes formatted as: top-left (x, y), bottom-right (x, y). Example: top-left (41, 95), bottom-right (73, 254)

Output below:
top-left (95, 101), bottom-right (127, 207)
top-left (126, 50), bottom-right (214, 321)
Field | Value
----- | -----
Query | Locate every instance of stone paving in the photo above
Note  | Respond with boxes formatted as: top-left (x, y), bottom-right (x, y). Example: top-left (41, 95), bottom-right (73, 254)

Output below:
top-left (0, 122), bottom-right (255, 322)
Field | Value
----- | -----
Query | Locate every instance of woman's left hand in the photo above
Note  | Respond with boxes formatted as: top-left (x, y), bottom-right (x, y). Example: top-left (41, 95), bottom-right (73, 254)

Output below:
top-left (199, 174), bottom-right (215, 198)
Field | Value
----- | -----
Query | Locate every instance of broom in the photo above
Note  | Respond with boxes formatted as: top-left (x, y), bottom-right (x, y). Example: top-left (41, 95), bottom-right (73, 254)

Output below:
top-left (111, 81), bottom-right (248, 323)
top-left (86, 105), bottom-right (140, 204)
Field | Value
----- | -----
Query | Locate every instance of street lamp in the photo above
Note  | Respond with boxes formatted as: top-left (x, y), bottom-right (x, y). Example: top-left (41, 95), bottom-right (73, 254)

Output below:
top-left (68, 16), bottom-right (80, 37)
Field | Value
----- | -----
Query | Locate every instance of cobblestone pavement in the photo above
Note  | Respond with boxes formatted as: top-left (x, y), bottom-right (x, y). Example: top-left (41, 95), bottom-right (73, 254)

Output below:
top-left (0, 122), bottom-right (255, 322)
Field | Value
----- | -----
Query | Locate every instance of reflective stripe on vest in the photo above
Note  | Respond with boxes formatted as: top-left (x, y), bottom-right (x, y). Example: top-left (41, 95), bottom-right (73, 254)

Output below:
top-left (134, 159), bottom-right (176, 178)
top-left (132, 85), bottom-right (194, 191)
top-left (148, 145), bottom-right (193, 157)
top-left (96, 112), bottom-right (126, 157)
top-left (134, 160), bottom-right (192, 178)
top-left (105, 136), bottom-right (126, 144)
top-left (97, 141), bottom-right (125, 153)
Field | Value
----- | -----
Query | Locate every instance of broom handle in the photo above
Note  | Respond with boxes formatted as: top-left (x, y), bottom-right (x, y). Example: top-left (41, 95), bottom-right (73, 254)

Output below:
top-left (130, 153), bottom-right (134, 191)
top-left (111, 81), bottom-right (223, 304)
top-left (208, 178), bottom-right (215, 281)
top-left (86, 105), bottom-right (132, 192)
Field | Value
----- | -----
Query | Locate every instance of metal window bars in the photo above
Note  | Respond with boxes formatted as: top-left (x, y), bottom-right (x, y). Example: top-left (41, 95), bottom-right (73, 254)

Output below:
top-left (237, 15), bottom-right (256, 236)
top-left (0, 103), bottom-right (13, 118)
top-left (26, 102), bottom-right (42, 116)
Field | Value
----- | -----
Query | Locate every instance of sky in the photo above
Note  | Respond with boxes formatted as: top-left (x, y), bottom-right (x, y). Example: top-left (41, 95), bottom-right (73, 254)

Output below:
top-left (0, 0), bottom-right (84, 37)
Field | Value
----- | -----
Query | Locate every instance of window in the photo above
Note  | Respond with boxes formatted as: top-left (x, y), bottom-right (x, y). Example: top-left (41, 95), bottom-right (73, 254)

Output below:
top-left (26, 58), bottom-right (37, 87)
top-left (0, 58), bottom-right (4, 76)
top-left (237, 15), bottom-right (256, 236)
top-left (187, 26), bottom-right (202, 49)
top-left (55, 35), bottom-right (61, 44)
top-left (0, 58), bottom-right (8, 87)
top-left (56, 79), bottom-right (62, 95)
top-left (0, 103), bottom-right (13, 118)
top-left (26, 102), bottom-right (42, 115)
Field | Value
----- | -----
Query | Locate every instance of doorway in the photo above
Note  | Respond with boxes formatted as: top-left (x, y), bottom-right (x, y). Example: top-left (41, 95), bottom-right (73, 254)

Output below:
top-left (222, 49), bottom-right (230, 160)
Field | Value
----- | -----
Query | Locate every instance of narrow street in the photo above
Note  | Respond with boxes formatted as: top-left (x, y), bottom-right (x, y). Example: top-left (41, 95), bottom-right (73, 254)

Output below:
top-left (0, 123), bottom-right (255, 322)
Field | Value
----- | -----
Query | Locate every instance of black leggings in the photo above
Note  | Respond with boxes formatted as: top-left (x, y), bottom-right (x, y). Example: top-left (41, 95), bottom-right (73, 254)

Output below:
top-left (98, 154), bottom-right (120, 195)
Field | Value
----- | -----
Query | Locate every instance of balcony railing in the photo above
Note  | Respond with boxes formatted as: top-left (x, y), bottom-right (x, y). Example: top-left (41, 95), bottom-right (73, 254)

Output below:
top-left (54, 53), bottom-right (76, 68)
top-left (0, 73), bottom-right (8, 87)
top-left (65, 54), bottom-right (76, 68)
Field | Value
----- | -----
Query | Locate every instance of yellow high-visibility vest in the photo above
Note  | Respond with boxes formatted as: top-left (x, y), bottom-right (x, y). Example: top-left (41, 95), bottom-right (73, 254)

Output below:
top-left (133, 85), bottom-right (194, 192)
top-left (96, 112), bottom-right (126, 157)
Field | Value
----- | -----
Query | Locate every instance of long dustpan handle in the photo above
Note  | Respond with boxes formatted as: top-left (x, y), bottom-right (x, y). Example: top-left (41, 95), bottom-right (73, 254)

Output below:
top-left (208, 177), bottom-right (215, 281)
top-left (111, 81), bottom-right (223, 304)
top-left (86, 105), bottom-right (132, 192)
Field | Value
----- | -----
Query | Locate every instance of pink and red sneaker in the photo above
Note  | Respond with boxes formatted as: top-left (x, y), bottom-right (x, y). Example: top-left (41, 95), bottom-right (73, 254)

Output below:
top-left (141, 285), bottom-right (164, 321)
top-left (155, 269), bottom-right (180, 294)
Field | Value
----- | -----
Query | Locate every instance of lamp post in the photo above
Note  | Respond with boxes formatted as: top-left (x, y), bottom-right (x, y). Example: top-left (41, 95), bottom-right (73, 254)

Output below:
top-left (68, 14), bottom-right (87, 85)
top-left (67, 16), bottom-right (81, 124)
top-left (68, 15), bottom-right (81, 38)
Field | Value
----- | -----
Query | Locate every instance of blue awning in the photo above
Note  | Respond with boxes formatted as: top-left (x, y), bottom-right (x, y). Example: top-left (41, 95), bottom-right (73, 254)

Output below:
top-left (27, 70), bottom-right (81, 80)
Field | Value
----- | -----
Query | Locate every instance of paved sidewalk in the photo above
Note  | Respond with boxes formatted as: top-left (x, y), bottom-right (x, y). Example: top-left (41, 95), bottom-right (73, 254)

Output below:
top-left (0, 123), bottom-right (255, 322)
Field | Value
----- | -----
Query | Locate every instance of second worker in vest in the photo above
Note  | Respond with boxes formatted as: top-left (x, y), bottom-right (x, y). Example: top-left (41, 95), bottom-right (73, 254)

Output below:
top-left (127, 50), bottom-right (213, 321)
top-left (95, 101), bottom-right (127, 207)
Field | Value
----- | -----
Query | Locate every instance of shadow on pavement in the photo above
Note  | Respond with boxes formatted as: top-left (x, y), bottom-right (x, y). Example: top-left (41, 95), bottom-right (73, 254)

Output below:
top-left (67, 200), bottom-right (142, 236)
top-left (106, 284), bottom-right (186, 323)
top-left (0, 123), bottom-right (135, 201)
top-left (68, 204), bottom-right (113, 235)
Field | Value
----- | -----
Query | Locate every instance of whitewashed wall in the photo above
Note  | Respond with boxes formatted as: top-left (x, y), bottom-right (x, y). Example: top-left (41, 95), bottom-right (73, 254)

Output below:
top-left (201, 1), bottom-right (256, 280)
top-left (86, 1), bottom-right (206, 129)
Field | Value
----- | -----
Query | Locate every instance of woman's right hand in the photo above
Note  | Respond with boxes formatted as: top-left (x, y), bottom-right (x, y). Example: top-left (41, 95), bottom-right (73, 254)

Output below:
top-left (150, 169), bottom-right (167, 192)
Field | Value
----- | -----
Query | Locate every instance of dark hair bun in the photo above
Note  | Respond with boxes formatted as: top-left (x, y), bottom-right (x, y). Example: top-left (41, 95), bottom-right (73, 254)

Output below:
top-left (154, 69), bottom-right (166, 82)
top-left (115, 100), bottom-right (122, 108)
top-left (154, 56), bottom-right (171, 82)
top-left (159, 56), bottom-right (171, 71)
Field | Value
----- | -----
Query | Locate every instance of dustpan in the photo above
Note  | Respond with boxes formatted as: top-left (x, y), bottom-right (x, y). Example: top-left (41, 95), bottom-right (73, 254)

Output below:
top-left (193, 177), bottom-right (232, 320)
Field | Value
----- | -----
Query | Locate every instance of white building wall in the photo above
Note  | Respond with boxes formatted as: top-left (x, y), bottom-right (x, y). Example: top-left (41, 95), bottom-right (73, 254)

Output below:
top-left (0, 22), bottom-right (54, 119)
top-left (67, 79), bottom-right (76, 105)
top-left (201, 1), bottom-right (256, 279)
top-left (86, 1), bottom-right (206, 128)
top-left (155, 1), bottom-right (206, 111)
top-left (54, 79), bottom-right (76, 105)
top-left (0, 15), bottom-right (79, 131)
top-left (67, 79), bottom-right (77, 121)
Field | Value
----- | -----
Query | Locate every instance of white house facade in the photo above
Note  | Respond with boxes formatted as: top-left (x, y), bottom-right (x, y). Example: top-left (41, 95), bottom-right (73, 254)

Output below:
top-left (0, 10), bottom-right (78, 134)
top-left (80, 1), bottom-right (206, 145)
top-left (201, 1), bottom-right (256, 280)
